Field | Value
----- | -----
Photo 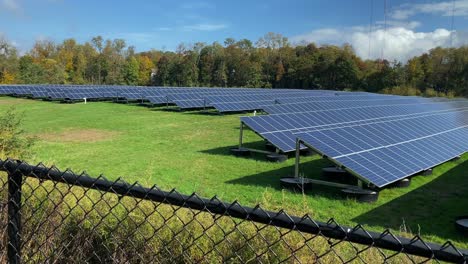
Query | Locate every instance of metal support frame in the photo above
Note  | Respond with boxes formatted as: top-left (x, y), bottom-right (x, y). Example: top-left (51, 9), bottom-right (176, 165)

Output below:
top-left (238, 121), bottom-right (279, 155)
top-left (293, 138), bottom-right (367, 190)
top-left (239, 121), bottom-right (244, 149)
top-left (358, 180), bottom-right (363, 188)
top-left (294, 138), bottom-right (301, 178)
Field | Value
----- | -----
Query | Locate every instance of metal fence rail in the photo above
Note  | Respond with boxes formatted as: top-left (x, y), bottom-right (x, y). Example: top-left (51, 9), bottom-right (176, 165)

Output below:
top-left (0, 159), bottom-right (467, 263)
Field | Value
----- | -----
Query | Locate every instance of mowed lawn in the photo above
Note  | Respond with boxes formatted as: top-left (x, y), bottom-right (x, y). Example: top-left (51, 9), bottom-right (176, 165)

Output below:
top-left (1, 96), bottom-right (467, 248)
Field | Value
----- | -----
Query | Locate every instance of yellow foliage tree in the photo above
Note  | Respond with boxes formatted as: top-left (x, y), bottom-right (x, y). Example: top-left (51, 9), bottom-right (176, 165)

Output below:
top-left (137, 55), bottom-right (155, 86)
top-left (0, 70), bottom-right (16, 84)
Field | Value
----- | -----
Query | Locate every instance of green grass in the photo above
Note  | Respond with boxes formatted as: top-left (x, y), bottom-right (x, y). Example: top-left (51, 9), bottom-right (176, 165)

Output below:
top-left (1, 96), bottom-right (467, 248)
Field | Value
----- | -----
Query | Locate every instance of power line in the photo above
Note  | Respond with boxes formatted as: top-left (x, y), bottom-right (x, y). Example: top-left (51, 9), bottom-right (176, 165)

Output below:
top-left (368, 0), bottom-right (374, 59)
top-left (381, 0), bottom-right (388, 62)
top-left (450, 0), bottom-right (456, 47)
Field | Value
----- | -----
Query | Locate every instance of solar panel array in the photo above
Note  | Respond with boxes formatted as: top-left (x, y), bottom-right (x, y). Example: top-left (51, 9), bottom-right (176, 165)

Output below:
top-left (262, 97), bottom-right (434, 114)
top-left (296, 110), bottom-right (468, 187)
top-left (240, 92), bottom-right (468, 188)
top-left (242, 101), bottom-right (468, 152)
top-left (1, 84), bottom-right (467, 190)
top-left (1, 84), bottom-right (369, 113)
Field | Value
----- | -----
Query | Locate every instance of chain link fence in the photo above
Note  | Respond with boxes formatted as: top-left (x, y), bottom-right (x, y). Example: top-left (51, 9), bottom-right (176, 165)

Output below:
top-left (0, 159), bottom-right (467, 263)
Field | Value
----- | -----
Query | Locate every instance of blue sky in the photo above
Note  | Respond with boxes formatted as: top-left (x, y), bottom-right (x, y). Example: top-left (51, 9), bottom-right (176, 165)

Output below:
top-left (1, 0), bottom-right (467, 61)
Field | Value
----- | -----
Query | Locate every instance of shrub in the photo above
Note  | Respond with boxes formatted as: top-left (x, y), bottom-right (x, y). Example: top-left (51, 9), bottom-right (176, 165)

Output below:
top-left (0, 107), bottom-right (35, 160)
top-left (424, 88), bottom-right (439, 97)
top-left (382, 85), bottom-right (421, 96)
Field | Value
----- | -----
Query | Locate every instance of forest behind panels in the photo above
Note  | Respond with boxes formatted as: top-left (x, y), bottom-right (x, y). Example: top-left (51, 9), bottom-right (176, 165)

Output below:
top-left (0, 33), bottom-right (467, 97)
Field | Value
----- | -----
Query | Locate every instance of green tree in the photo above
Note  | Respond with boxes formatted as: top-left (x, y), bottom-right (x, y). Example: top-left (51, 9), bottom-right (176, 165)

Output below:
top-left (18, 56), bottom-right (44, 83)
top-left (124, 56), bottom-right (140, 85)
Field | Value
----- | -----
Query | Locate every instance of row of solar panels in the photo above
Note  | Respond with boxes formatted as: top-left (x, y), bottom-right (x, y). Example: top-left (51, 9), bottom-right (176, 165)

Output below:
top-left (0, 84), bottom-right (386, 113)
top-left (241, 97), bottom-right (468, 188)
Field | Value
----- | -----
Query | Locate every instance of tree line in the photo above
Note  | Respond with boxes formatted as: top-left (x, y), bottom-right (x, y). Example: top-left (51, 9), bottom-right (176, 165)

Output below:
top-left (0, 32), bottom-right (467, 97)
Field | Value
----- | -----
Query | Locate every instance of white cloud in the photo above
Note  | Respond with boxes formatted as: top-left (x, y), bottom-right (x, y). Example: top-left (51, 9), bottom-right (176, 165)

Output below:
top-left (291, 27), bottom-right (468, 62)
top-left (157, 27), bottom-right (172, 31)
top-left (390, 0), bottom-right (468, 20)
top-left (391, 9), bottom-right (415, 20)
top-left (376, 20), bottom-right (421, 30)
top-left (1, 0), bottom-right (21, 13)
top-left (182, 23), bottom-right (227, 31)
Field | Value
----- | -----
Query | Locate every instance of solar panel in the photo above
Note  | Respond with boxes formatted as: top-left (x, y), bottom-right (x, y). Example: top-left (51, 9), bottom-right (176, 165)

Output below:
top-left (100, 91), bottom-right (118, 98)
top-left (167, 93), bottom-right (207, 102)
top-left (146, 96), bottom-right (167, 104)
top-left (262, 97), bottom-right (431, 114)
top-left (241, 101), bottom-right (468, 152)
top-left (295, 110), bottom-right (468, 187)
top-left (12, 87), bottom-right (32, 95)
top-left (31, 90), bottom-right (48, 98)
top-left (120, 92), bottom-right (143, 100)
top-left (142, 89), bottom-right (164, 97)
top-left (276, 94), bottom-right (398, 104)
top-left (172, 99), bottom-right (206, 109)
top-left (213, 100), bottom-right (275, 112)
top-left (205, 93), bottom-right (400, 113)
top-left (0, 86), bottom-right (14, 95)
top-left (165, 90), bottom-right (329, 110)
top-left (47, 90), bottom-right (66, 99)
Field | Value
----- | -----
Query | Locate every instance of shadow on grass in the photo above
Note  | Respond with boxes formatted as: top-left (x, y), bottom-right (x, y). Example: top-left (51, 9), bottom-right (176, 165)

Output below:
top-left (200, 141), bottom-right (273, 159)
top-left (200, 141), bottom-right (324, 161)
top-left (225, 158), bottom-right (340, 199)
top-left (182, 110), bottom-right (223, 116)
top-left (354, 159), bottom-right (468, 242)
top-left (149, 106), bottom-right (181, 112)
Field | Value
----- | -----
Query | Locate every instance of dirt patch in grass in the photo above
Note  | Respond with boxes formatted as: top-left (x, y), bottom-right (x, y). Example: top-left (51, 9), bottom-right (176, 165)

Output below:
top-left (0, 98), bottom-right (33, 105)
top-left (38, 129), bottom-right (120, 143)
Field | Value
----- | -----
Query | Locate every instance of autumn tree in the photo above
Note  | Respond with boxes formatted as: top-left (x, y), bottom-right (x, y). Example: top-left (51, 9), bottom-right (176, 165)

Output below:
top-left (137, 55), bottom-right (154, 86)
top-left (1, 32), bottom-right (466, 97)
top-left (0, 37), bottom-right (19, 84)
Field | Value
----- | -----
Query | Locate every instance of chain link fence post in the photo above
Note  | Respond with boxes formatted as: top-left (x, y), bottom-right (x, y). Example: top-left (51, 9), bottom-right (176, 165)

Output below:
top-left (7, 167), bottom-right (22, 264)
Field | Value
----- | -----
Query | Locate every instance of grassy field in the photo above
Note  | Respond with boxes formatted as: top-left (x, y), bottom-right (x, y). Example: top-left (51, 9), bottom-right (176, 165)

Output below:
top-left (0, 96), bottom-right (467, 248)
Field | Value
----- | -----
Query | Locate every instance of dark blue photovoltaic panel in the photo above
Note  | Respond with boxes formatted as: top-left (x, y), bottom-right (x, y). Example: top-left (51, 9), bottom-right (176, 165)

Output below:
top-left (213, 100), bottom-right (275, 112)
top-left (206, 94), bottom-right (277, 104)
top-left (167, 93), bottom-right (212, 102)
top-left (31, 90), bottom-right (48, 98)
top-left (206, 93), bottom-right (400, 112)
top-left (261, 97), bottom-right (431, 114)
top-left (174, 99), bottom-right (206, 109)
top-left (295, 110), bottom-right (468, 187)
top-left (242, 102), bottom-right (468, 152)
top-left (47, 91), bottom-right (66, 99)
top-left (334, 129), bottom-right (468, 187)
top-left (12, 87), bottom-right (32, 95)
top-left (101, 91), bottom-right (118, 98)
top-left (296, 110), bottom-right (468, 157)
top-left (142, 89), bottom-right (164, 97)
top-left (120, 92), bottom-right (143, 100)
top-left (165, 89), bottom-right (330, 109)
top-left (0, 84), bottom-right (387, 109)
top-left (0, 86), bottom-right (14, 94)
top-left (146, 96), bottom-right (167, 104)
top-left (276, 94), bottom-right (396, 104)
